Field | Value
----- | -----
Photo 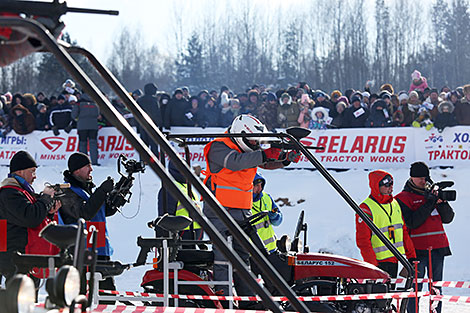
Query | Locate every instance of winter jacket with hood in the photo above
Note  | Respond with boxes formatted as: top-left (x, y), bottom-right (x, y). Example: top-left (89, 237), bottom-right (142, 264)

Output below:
top-left (71, 93), bottom-right (99, 130)
top-left (252, 173), bottom-right (282, 226)
top-left (10, 104), bottom-right (36, 135)
top-left (434, 101), bottom-right (457, 132)
top-left (277, 94), bottom-right (300, 128)
top-left (137, 83), bottom-right (162, 129)
top-left (356, 170), bottom-right (416, 266)
top-left (409, 77), bottom-right (429, 93)
top-left (366, 100), bottom-right (392, 128)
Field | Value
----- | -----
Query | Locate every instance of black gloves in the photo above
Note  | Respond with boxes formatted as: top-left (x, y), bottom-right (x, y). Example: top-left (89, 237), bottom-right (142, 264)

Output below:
top-left (99, 177), bottom-right (114, 193)
top-left (52, 126), bottom-right (59, 136)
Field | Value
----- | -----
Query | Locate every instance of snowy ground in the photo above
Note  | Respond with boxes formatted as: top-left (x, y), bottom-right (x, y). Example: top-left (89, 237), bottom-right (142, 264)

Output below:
top-left (2, 163), bottom-right (469, 312)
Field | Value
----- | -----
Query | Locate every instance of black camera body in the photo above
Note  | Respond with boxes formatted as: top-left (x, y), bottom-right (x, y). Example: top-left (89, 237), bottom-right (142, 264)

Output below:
top-left (425, 181), bottom-right (456, 202)
top-left (106, 155), bottom-right (146, 210)
top-left (122, 158), bottom-right (145, 175)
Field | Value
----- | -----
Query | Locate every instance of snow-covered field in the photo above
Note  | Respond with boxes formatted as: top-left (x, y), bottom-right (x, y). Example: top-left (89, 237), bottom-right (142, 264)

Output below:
top-left (2, 162), bottom-right (469, 312)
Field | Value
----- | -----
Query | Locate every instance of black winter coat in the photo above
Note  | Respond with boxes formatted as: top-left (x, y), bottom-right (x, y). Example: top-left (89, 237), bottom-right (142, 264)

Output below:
top-left (59, 171), bottom-right (116, 225)
top-left (202, 105), bottom-right (221, 127)
top-left (137, 94), bottom-right (162, 128)
top-left (343, 105), bottom-right (369, 128)
top-left (366, 100), bottom-right (392, 127)
top-left (49, 103), bottom-right (73, 129)
top-left (164, 98), bottom-right (190, 128)
top-left (0, 177), bottom-right (54, 275)
top-left (434, 112), bottom-right (457, 131)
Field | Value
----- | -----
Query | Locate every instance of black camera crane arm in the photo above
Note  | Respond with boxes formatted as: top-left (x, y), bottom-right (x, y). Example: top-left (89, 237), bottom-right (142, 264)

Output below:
top-left (0, 0), bottom-right (118, 21)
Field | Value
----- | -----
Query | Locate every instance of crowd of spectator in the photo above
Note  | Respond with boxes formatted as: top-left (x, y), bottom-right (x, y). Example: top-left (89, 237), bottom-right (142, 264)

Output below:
top-left (1, 70), bottom-right (470, 138)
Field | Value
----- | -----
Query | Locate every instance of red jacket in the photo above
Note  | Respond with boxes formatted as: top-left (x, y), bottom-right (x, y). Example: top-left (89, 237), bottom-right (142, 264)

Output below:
top-left (395, 179), bottom-right (454, 256)
top-left (356, 170), bottom-right (416, 266)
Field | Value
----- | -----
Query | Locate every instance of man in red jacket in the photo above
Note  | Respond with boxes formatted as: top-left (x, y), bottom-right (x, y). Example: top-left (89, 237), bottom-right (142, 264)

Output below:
top-left (356, 170), bottom-right (416, 277)
top-left (395, 162), bottom-right (454, 313)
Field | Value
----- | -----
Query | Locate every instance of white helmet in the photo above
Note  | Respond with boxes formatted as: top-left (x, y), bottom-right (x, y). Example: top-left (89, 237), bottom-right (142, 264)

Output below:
top-left (229, 114), bottom-right (268, 152)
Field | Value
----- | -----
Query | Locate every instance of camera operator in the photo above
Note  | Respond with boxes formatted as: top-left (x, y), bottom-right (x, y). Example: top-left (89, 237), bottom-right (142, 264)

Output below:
top-left (58, 152), bottom-right (115, 294)
top-left (0, 151), bottom-right (59, 282)
top-left (395, 161), bottom-right (454, 313)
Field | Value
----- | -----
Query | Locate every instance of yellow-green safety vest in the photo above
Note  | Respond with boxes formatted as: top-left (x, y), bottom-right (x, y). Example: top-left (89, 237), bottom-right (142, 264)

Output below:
top-left (362, 197), bottom-right (405, 261)
top-left (175, 182), bottom-right (201, 230)
top-left (251, 192), bottom-right (277, 252)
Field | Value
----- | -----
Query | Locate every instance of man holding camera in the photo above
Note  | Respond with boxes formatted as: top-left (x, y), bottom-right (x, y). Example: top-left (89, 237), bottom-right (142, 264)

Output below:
top-left (395, 161), bottom-right (454, 313)
top-left (0, 151), bottom-right (59, 281)
top-left (59, 152), bottom-right (116, 293)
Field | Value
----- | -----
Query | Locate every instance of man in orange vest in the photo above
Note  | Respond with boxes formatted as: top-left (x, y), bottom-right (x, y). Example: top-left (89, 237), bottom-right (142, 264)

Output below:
top-left (203, 114), bottom-right (300, 300)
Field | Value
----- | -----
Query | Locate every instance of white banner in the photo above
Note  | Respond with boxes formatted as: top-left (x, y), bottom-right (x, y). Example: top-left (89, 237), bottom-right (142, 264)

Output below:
top-left (0, 128), bottom-right (137, 167)
top-left (0, 126), bottom-right (468, 169)
top-left (168, 126), bottom-right (415, 169)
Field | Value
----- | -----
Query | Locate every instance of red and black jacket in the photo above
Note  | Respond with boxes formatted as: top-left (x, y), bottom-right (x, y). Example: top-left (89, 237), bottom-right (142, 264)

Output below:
top-left (395, 179), bottom-right (454, 257)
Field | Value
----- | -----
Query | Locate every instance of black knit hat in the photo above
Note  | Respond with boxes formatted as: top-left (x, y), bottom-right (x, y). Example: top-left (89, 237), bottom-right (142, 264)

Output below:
top-left (410, 161), bottom-right (430, 178)
top-left (68, 152), bottom-right (91, 173)
top-left (10, 151), bottom-right (37, 173)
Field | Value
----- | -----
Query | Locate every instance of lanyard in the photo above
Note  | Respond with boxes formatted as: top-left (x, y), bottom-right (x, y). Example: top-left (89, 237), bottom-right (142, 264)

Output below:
top-left (370, 196), bottom-right (395, 242)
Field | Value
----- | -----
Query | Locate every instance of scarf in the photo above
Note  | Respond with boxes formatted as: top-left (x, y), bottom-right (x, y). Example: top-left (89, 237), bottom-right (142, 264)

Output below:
top-left (8, 173), bottom-right (35, 194)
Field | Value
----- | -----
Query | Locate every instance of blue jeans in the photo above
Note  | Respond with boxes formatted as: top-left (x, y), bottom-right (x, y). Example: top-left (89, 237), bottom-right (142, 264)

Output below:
top-left (407, 251), bottom-right (445, 313)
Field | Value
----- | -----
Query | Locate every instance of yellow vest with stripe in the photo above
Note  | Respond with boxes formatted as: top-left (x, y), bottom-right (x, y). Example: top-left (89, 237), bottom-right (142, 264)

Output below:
top-left (362, 197), bottom-right (405, 261)
top-left (175, 182), bottom-right (201, 230)
top-left (251, 192), bottom-right (277, 252)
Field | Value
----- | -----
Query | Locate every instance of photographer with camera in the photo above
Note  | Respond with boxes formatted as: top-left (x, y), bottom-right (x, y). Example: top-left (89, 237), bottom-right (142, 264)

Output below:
top-left (395, 161), bottom-right (455, 313)
top-left (58, 152), bottom-right (116, 294)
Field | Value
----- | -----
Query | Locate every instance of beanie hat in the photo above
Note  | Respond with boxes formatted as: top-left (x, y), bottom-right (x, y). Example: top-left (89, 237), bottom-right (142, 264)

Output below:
top-left (10, 151), bottom-right (37, 173)
top-left (409, 90), bottom-right (419, 100)
top-left (173, 88), bottom-right (183, 96)
top-left (398, 91), bottom-right (409, 102)
top-left (267, 92), bottom-right (277, 102)
top-left (37, 103), bottom-right (46, 111)
top-left (68, 152), bottom-right (91, 173)
top-left (362, 91), bottom-right (370, 98)
top-left (411, 70), bottom-right (421, 80)
top-left (351, 96), bottom-right (361, 104)
top-left (68, 95), bottom-right (78, 103)
top-left (410, 161), bottom-right (429, 178)
top-left (248, 89), bottom-right (259, 99)
top-left (58, 94), bottom-right (66, 101)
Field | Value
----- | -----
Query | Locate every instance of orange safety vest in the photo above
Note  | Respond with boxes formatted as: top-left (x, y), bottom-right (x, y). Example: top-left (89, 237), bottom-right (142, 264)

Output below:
top-left (203, 137), bottom-right (257, 209)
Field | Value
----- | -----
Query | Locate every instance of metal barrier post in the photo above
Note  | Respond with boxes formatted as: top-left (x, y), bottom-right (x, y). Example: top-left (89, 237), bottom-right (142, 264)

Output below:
top-left (228, 236), bottom-right (233, 310)
top-left (163, 240), bottom-right (169, 307)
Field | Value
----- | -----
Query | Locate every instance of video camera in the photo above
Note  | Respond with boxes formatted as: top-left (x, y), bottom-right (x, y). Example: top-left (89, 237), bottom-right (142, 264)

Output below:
top-left (44, 182), bottom-right (71, 200)
top-left (425, 181), bottom-right (456, 202)
top-left (106, 154), bottom-right (145, 210)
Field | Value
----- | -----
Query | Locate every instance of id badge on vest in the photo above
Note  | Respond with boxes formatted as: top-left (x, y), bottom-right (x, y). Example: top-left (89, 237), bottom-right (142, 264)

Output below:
top-left (86, 222), bottom-right (106, 248)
